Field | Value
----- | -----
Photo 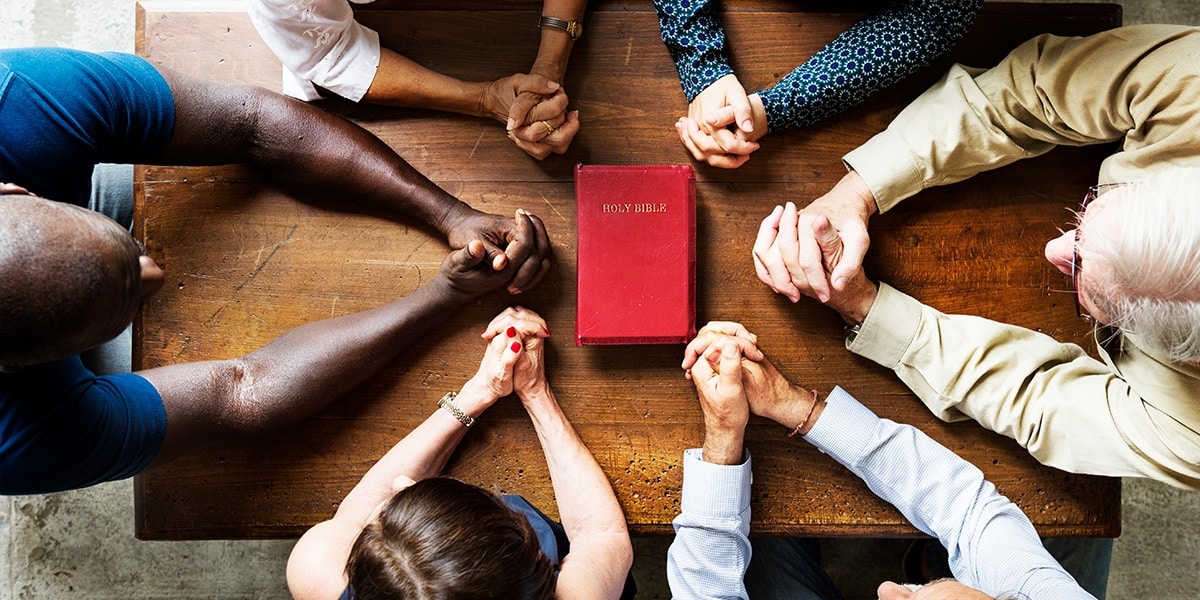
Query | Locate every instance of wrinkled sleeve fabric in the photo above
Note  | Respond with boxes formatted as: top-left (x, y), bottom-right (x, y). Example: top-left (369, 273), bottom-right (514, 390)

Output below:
top-left (246, 0), bottom-right (381, 101)
top-left (653, 0), bottom-right (735, 104)
top-left (806, 387), bottom-right (1094, 599)
top-left (757, 0), bottom-right (981, 131)
top-left (848, 283), bottom-right (1200, 490)
top-left (844, 24), bottom-right (1200, 212)
top-left (0, 48), bottom-right (174, 207)
top-left (666, 448), bottom-right (752, 600)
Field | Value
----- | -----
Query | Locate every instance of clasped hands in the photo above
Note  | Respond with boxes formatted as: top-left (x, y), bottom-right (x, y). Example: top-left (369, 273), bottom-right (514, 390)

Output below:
top-left (440, 206), bottom-right (552, 297)
top-left (485, 72), bottom-right (580, 160)
top-left (674, 74), bottom-right (768, 169)
top-left (682, 322), bottom-right (819, 464)
top-left (464, 307), bottom-right (554, 412)
top-left (750, 172), bottom-right (880, 324)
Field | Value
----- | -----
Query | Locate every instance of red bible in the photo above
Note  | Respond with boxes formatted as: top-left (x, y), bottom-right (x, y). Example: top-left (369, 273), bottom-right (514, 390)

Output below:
top-left (575, 164), bottom-right (697, 345)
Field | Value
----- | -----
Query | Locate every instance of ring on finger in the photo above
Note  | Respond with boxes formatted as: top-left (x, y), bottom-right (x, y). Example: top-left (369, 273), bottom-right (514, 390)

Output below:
top-left (541, 120), bottom-right (556, 135)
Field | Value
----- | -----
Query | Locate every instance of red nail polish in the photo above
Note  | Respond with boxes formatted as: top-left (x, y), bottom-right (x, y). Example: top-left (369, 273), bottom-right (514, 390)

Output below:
top-left (511, 341), bottom-right (522, 352)
top-left (506, 326), bottom-right (517, 337)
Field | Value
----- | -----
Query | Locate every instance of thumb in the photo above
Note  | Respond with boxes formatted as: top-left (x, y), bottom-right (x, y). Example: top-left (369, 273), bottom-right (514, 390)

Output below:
top-left (733, 97), bottom-right (754, 133)
top-left (454, 239), bottom-right (488, 270)
top-left (717, 341), bottom-right (744, 392)
top-left (811, 215), bottom-right (844, 273)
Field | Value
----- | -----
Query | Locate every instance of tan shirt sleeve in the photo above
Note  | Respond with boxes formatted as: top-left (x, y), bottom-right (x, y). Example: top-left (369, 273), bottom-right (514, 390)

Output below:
top-left (844, 24), bottom-right (1200, 212)
top-left (848, 283), bottom-right (1200, 490)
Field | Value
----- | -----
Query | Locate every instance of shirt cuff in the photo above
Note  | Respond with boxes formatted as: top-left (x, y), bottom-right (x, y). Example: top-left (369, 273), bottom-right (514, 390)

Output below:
top-left (680, 448), bottom-right (751, 519)
top-left (846, 282), bottom-right (924, 370)
top-left (311, 23), bottom-right (380, 102)
top-left (803, 386), bottom-right (880, 467)
top-left (843, 129), bottom-right (926, 214)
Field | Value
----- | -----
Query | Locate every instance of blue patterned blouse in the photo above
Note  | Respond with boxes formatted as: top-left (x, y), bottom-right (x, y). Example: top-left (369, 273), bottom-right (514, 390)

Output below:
top-left (653, 0), bottom-right (983, 131)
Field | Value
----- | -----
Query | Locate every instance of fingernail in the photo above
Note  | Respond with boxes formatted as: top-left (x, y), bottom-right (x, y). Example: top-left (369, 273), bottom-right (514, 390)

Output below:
top-left (481, 328), bottom-right (489, 336)
top-left (542, 326), bottom-right (551, 336)
top-left (506, 326), bottom-right (517, 337)
top-left (743, 120), bottom-right (754, 131)
top-left (511, 341), bottom-right (523, 352)
top-left (548, 81), bottom-right (560, 90)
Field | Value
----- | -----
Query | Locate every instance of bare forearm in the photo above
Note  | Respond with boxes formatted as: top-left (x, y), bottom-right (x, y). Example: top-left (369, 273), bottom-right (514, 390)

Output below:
top-left (245, 89), bottom-right (474, 234)
top-left (531, 0), bottom-right (585, 81)
top-left (522, 387), bottom-right (627, 540)
top-left (238, 277), bottom-right (469, 406)
top-left (363, 47), bottom-right (492, 117)
top-left (155, 68), bottom-right (474, 236)
top-left (334, 377), bottom-right (496, 521)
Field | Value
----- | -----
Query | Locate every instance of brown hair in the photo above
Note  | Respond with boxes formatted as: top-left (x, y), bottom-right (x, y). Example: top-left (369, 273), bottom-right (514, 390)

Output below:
top-left (345, 477), bottom-right (556, 600)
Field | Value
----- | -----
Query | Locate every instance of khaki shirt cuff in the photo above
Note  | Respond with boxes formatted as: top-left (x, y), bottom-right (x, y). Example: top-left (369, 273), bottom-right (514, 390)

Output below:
top-left (846, 282), bottom-right (924, 369)
top-left (843, 131), bottom-right (926, 214)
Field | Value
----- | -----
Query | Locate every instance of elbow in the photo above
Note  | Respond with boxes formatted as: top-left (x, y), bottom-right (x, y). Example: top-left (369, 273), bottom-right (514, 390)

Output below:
top-left (217, 358), bottom-right (277, 435)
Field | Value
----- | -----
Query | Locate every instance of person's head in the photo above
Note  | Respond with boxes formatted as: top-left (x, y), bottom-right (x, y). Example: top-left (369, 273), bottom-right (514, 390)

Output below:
top-left (0, 195), bottom-right (163, 369)
top-left (1044, 168), bottom-right (1200, 362)
top-left (345, 477), bottom-right (556, 600)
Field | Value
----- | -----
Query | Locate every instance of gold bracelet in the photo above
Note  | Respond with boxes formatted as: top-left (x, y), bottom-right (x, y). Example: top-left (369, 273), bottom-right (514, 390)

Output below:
top-left (438, 391), bottom-right (475, 428)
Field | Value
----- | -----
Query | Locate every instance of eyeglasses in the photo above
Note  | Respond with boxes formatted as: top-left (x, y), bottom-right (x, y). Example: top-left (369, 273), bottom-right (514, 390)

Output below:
top-left (1069, 182), bottom-right (1128, 322)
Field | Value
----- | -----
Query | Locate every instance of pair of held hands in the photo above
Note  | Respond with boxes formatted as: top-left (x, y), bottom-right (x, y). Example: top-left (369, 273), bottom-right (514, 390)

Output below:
top-left (464, 312), bottom-right (817, 464)
top-left (750, 172), bottom-right (881, 323)
top-left (681, 322), bottom-right (820, 464)
top-left (466, 307), bottom-right (554, 409)
top-left (488, 72), bottom-right (580, 160)
top-left (439, 207), bottom-right (553, 298)
top-left (674, 74), bottom-right (769, 169)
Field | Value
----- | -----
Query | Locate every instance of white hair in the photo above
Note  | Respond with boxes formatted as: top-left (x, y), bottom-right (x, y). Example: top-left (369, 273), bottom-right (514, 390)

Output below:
top-left (1080, 168), bottom-right (1200, 363)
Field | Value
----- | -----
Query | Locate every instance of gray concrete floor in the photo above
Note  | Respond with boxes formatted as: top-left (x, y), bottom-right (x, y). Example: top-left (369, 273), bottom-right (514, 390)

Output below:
top-left (3, 1), bottom-right (1200, 598)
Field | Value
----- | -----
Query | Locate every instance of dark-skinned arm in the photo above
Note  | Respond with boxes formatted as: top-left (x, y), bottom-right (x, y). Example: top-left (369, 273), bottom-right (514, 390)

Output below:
top-left (138, 240), bottom-right (508, 465)
top-left (152, 67), bottom-right (552, 293)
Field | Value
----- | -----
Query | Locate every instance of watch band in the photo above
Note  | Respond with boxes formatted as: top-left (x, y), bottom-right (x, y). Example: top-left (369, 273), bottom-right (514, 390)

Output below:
top-left (437, 391), bottom-right (475, 428)
top-left (539, 16), bottom-right (583, 41)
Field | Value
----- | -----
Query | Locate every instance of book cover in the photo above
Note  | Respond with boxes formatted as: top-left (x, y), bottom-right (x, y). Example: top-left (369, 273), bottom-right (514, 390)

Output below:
top-left (575, 164), bottom-right (697, 345)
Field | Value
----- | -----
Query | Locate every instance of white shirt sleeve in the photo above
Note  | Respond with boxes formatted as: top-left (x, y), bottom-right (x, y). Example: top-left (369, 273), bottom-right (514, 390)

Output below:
top-left (246, 0), bottom-right (382, 102)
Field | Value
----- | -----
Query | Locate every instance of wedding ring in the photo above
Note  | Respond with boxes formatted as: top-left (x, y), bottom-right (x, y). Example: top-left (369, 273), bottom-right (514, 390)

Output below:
top-left (541, 120), bottom-right (556, 135)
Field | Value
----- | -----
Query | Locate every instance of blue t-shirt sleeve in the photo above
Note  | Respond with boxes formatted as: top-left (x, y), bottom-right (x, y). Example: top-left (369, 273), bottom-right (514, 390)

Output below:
top-left (0, 356), bottom-right (167, 495)
top-left (0, 48), bottom-right (175, 207)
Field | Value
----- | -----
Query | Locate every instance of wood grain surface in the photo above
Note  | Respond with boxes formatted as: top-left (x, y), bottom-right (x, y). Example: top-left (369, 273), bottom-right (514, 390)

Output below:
top-left (134, 1), bottom-right (1122, 539)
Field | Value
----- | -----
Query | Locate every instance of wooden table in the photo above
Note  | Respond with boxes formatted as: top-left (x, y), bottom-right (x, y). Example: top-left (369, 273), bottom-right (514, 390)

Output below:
top-left (134, 0), bottom-right (1123, 539)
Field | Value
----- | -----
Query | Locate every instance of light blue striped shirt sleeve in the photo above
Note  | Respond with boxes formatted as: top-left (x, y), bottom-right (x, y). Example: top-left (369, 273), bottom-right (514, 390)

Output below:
top-left (667, 448), bottom-right (752, 600)
top-left (668, 387), bottom-right (1095, 600)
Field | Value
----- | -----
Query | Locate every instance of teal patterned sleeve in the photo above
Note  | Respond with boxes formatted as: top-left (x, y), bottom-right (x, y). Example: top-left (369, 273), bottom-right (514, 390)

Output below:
top-left (653, 0), bottom-right (735, 102)
top-left (757, 0), bottom-right (982, 131)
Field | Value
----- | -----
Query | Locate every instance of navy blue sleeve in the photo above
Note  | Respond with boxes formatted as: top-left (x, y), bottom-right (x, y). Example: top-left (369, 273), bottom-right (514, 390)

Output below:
top-left (653, 0), bottom-right (734, 102)
top-left (757, 0), bottom-right (982, 131)
top-left (0, 48), bottom-right (175, 207)
top-left (0, 356), bottom-right (167, 495)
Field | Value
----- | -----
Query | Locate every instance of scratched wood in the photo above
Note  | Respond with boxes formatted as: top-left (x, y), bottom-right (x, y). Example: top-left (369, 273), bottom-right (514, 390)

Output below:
top-left (134, 1), bottom-right (1123, 539)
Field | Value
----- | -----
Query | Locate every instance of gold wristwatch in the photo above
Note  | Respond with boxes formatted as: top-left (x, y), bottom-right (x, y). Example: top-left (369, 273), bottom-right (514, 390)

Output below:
top-left (539, 16), bottom-right (583, 41)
